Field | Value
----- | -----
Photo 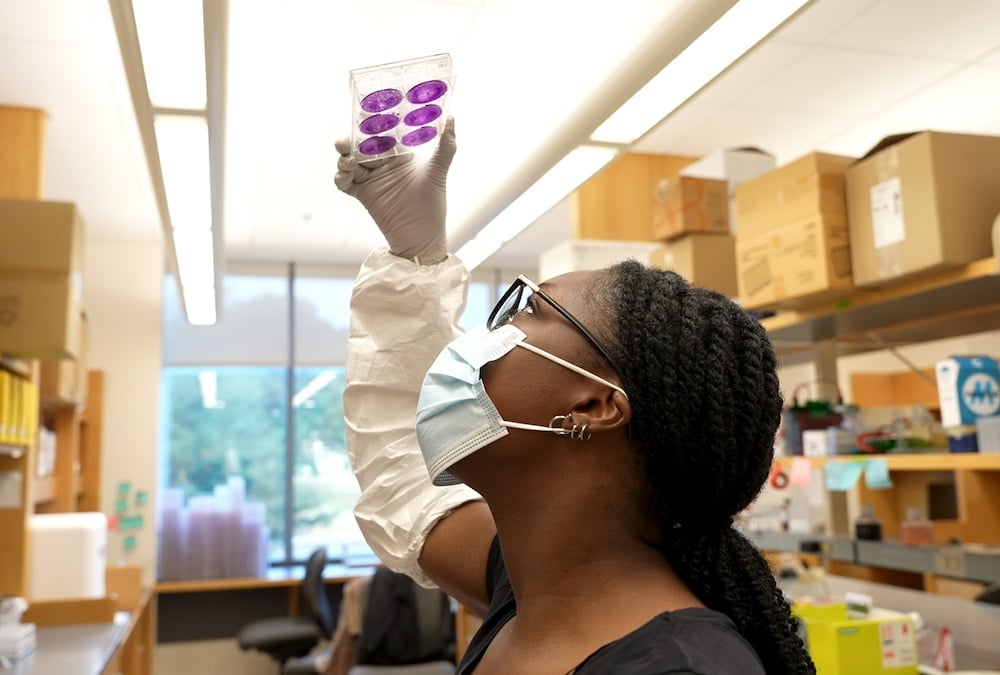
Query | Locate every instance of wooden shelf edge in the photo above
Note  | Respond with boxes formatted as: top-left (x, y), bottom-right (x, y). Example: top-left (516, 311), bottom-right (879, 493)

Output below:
top-left (0, 355), bottom-right (32, 378)
top-left (776, 452), bottom-right (1000, 471)
top-left (762, 256), bottom-right (999, 333)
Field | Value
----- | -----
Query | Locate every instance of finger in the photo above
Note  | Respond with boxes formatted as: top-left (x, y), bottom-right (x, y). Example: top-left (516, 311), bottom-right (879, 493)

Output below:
top-left (430, 116), bottom-right (457, 172)
top-left (337, 153), bottom-right (357, 173)
top-left (334, 171), bottom-right (356, 193)
top-left (334, 137), bottom-right (353, 157)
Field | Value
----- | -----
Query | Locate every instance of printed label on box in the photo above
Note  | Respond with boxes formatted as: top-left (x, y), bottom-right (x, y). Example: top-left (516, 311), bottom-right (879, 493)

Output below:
top-left (880, 620), bottom-right (917, 668)
top-left (870, 177), bottom-right (905, 248)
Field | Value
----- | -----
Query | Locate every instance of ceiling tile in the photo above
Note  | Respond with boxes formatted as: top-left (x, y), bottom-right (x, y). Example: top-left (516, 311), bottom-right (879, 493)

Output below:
top-left (0, 0), bottom-right (103, 45)
top-left (632, 100), bottom-right (728, 155)
top-left (738, 46), bottom-right (956, 117)
top-left (688, 107), bottom-right (850, 164)
top-left (773, 0), bottom-right (882, 44)
top-left (826, 0), bottom-right (1000, 61)
top-left (817, 63), bottom-right (1000, 156)
top-left (978, 44), bottom-right (1000, 67)
top-left (691, 39), bottom-right (813, 106)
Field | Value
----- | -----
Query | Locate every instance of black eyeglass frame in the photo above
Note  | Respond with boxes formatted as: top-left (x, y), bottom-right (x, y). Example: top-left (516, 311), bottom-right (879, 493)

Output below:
top-left (487, 274), bottom-right (622, 377)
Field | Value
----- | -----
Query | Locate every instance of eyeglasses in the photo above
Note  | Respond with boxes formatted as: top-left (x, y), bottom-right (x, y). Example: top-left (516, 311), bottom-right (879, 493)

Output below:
top-left (488, 274), bottom-right (622, 377)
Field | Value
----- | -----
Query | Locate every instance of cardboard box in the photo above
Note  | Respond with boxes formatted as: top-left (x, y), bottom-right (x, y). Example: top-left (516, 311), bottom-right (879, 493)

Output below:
top-left (845, 131), bottom-right (1000, 287)
top-left (736, 212), bottom-right (853, 310)
top-left (651, 176), bottom-right (729, 241)
top-left (571, 153), bottom-right (698, 241)
top-left (734, 152), bottom-right (854, 239)
top-left (0, 199), bottom-right (86, 276)
top-left (39, 314), bottom-right (87, 405)
top-left (793, 602), bottom-right (919, 675)
top-left (649, 233), bottom-right (737, 297)
top-left (680, 147), bottom-right (776, 195)
top-left (0, 274), bottom-right (83, 359)
top-left (0, 106), bottom-right (46, 199)
top-left (680, 147), bottom-right (776, 230)
top-left (539, 239), bottom-right (659, 281)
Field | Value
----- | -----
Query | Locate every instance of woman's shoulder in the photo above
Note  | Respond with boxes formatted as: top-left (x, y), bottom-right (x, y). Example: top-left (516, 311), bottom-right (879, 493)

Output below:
top-left (572, 607), bottom-right (766, 675)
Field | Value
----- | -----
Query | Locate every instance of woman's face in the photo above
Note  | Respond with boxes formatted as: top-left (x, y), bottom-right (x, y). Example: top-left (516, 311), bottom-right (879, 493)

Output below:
top-left (446, 270), bottom-right (622, 485)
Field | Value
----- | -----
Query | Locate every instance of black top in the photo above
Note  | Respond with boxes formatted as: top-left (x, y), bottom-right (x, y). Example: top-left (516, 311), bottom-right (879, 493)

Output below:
top-left (456, 537), bottom-right (766, 675)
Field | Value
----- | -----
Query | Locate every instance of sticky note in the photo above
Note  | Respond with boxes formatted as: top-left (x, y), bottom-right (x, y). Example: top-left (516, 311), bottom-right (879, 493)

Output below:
top-left (864, 458), bottom-right (894, 489)
top-left (790, 457), bottom-right (812, 486)
top-left (135, 490), bottom-right (149, 507)
top-left (825, 460), bottom-right (864, 491)
top-left (123, 535), bottom-right (137, 552)
top-left (116, 499), bottom-right (129, 514)
top-left (118, 481), bottom-right (131, 496)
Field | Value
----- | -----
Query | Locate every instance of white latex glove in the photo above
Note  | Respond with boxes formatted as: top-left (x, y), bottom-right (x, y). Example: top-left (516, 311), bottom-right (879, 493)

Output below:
top-left (334, 117), bottom-right (456, 265)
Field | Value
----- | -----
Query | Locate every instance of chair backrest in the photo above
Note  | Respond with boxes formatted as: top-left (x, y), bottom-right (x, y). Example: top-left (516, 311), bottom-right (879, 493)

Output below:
top-left (299, 547), bottom-right (334, 639)
top-left (976, 583), bottom-right (1000, 605)
top-left (357, 567), bottom-right (453, 666)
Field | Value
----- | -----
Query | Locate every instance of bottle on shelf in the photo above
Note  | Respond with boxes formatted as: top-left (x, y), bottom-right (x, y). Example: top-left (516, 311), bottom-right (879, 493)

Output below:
top-left (854, 505), bottom-right (883, 541)
top-left (901, 506), bottom-right (935, 546)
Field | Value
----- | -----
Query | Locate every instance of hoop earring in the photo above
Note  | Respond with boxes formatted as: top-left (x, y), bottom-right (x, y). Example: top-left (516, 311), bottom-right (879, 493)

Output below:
top-left (570, 423), bottom-right (591, 441)
top-left (548, 414), bottom-right (572, 436)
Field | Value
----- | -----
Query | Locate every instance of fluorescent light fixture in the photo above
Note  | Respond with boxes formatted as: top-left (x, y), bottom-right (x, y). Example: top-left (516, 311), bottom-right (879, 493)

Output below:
top-left (172, 228), bottom-right (215, 288)
top-left (131, 0), bottom-right (207, 110)
top-left (154, 116), bottom-right (212, 231)
top-left (155, 115), bottom-right (217, 325)
top-left (456, 145), bottom-right (620, 270)
top-left (292, 371), bottom-right (339, 408)
top-left (183, 286), bottom-right (217, 326)
top-left (592, 0), bottom-right (810, 143)
top-left (198, 370), bottom-right (219, 409)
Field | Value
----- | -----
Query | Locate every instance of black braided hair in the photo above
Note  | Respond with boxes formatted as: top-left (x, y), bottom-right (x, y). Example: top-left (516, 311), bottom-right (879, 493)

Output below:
top-left (590, 259), bottom-right (815, 675)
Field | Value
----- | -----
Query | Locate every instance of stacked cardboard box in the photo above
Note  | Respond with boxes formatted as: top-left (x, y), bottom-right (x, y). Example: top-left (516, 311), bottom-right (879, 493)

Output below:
top-left (733, 152), bottom-right (855, 310)
top-left (0, 199), bottom-right (87, 373)
top-left (846, 130), bottom-right (1000, 287)
top-left (648, 149), bottom-right (776, 298)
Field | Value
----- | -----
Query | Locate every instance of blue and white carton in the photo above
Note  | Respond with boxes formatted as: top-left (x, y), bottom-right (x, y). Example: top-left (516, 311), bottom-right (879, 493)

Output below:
top-left (936, 355), bottom-right (1000, 428)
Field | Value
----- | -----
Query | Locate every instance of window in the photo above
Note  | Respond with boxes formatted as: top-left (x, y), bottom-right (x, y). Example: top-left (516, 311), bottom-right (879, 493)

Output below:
top-left (159, 263), bottom-right (506, 579)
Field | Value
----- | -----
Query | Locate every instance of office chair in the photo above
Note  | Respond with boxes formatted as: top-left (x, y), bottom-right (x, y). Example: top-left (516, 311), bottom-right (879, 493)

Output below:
top-left (238, 547), bottom-right (335, 670)
top-left (284, 566), bottom-right (456, 675)
top-left (975, 583), bottom-right (1000, 605)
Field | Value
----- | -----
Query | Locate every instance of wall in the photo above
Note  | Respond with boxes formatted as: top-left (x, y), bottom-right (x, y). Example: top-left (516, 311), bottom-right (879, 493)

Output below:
top-left (777, 328), bottom-right (1000, 406)
top-left (82, 237), bottom-right (163, 585)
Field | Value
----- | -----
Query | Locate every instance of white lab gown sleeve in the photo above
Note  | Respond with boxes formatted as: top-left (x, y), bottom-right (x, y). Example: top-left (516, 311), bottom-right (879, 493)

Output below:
top-left (344, 248), bottom-right (484, 587)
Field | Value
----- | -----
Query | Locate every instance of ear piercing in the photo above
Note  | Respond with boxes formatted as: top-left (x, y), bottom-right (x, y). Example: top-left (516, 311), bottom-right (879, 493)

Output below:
top-left (547, 413), bottom-right (591, 441)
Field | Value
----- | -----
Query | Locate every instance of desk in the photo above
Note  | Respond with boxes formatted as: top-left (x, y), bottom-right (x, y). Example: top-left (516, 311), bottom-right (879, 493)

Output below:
top-left (3, 614), bottom-right (128, 675)
top-left (782, 575), bottom-right (1000, 669)
top-left (3, 587), bottom-right (155, 675)
top-left (155, 566), bottom-right (374, 644)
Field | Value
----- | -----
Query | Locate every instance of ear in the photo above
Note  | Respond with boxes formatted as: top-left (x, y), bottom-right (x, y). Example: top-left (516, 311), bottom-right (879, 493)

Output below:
top-left (568, 388), bottom-right (631, 434)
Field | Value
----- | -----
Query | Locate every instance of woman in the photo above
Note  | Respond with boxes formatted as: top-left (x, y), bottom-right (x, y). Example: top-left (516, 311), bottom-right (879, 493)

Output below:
top-left (335, 119), bottom-right (815, 674)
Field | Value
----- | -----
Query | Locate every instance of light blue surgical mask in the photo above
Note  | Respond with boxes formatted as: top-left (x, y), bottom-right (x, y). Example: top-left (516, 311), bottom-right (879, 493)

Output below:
top-left (416, 323), bottom-right (627, 486)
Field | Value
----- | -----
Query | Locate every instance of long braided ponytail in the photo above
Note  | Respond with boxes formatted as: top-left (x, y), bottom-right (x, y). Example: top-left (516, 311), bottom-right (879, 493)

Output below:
top-left (592, 259), bottom-right (815, 674)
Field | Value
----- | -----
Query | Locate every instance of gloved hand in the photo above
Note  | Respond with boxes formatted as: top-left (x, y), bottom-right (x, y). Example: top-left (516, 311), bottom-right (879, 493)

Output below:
top-left (334, 117), bottom-right (456, 264)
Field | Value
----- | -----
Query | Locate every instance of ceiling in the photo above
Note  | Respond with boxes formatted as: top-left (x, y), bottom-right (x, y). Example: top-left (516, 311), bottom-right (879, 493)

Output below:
top-left (3, 0), bottom-right (1000, 273)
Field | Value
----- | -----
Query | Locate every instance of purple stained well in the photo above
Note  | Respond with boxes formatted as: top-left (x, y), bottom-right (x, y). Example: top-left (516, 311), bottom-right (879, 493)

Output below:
top-left (401, 126), bottom-right (437, 147)
top-left (360, 88), bottom-right (403, 113)
top-left (404, 105), bottom-right (442, 127)
top-left (406, 80), bottom-right (448, 104)
top-left (359, 113), bottom-right (399, 135)
top-left (358, 135), bottom-right (397, 156)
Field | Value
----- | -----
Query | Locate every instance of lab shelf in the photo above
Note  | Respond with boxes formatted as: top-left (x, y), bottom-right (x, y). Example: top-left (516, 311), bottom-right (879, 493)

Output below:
top-left (747, 529), bottom-right (1000, 584)
top-left (774, 453), bottom-right (1000, 471)
top-left (763, 256), bottom-right (1000, 367)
